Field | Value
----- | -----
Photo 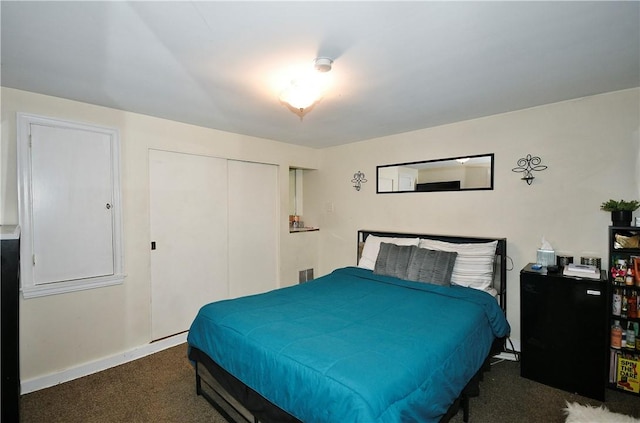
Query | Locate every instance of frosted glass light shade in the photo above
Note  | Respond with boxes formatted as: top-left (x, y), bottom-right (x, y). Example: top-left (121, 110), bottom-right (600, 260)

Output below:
top-left (279, 79), bottom-right (323, 110)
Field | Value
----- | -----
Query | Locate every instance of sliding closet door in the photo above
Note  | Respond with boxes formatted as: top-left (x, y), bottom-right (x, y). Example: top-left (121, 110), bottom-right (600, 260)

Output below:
top-left (149, 150), bottom-right (228, 341)
top-left (228, 160), bottom-right (278, 298)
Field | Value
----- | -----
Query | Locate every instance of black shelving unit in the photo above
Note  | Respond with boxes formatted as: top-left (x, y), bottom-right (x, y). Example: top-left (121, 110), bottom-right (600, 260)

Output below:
top-left (607, 226), bottom-right (640, 397)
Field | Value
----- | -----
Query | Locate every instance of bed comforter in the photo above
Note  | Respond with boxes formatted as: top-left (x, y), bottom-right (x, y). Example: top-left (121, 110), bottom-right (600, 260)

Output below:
top-left (187, 266), bottom-right (510, 423)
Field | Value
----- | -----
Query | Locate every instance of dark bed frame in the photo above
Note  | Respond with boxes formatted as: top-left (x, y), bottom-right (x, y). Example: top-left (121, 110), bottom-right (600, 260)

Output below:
top-left (189, 230), bottom-right (508, 423)
top-left (358, 230), bottom-right (507, 314)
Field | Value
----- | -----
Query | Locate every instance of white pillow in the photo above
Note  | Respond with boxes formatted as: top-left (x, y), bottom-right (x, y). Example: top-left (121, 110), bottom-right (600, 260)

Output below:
top-left (418, 239), bottom-right (498, 292)
top-left (358, 235), bottom-right (420, 270)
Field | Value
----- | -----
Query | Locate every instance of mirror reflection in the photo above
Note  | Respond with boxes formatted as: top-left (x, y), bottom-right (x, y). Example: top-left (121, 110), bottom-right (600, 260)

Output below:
top-left (377, 154), bottom-right (494, 193)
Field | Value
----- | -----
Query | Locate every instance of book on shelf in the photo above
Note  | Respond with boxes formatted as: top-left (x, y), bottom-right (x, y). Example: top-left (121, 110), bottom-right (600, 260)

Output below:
top-left (616, 355), bottom-right (639, 393)
top-left (610, 350), bottom-right (618, 384)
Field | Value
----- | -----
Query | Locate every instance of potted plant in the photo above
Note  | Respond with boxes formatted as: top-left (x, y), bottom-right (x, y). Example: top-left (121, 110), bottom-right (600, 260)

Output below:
top-left (600, 199), bottom-right (640, 226)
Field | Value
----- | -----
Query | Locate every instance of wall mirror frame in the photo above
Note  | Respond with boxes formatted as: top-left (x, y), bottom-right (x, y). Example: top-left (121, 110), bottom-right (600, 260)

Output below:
top-left (376, 153), bottom-right (494, 193)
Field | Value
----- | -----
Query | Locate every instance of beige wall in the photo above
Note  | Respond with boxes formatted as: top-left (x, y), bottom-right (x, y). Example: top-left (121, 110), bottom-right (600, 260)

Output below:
top-left (0, 87), bottom-right (319, 381)
top-left (2, 86), bottom-right (638, 383)
top-left (307, 88), bottom-right (640, 345)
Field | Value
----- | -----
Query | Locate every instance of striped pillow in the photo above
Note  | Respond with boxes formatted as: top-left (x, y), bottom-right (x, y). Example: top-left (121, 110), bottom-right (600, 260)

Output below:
top-left (418, 239), bottom-right (498, 292)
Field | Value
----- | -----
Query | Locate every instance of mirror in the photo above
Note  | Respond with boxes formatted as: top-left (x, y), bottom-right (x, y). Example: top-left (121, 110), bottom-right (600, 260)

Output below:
top-left (377, 153), bottom-right (494, 193)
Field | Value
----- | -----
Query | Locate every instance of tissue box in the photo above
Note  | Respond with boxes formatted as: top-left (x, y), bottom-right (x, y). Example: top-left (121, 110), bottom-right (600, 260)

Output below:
top-left (537, 249), bottom-right (556, 267)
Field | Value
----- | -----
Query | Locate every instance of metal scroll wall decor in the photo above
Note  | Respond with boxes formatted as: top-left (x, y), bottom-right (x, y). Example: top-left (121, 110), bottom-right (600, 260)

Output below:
top-left (351, 171), bottom-right (367, 191)
top-left (512, 154), bottom-right (547, 185)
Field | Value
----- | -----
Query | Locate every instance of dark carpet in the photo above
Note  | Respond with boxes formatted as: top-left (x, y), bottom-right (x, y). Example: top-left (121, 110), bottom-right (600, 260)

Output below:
top-left (20, 344), bottom-right (640, 422)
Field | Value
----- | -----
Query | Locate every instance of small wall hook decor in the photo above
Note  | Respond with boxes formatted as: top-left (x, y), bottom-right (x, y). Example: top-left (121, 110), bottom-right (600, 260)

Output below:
top-left (512, 154), bottom-right (547, 185)
top-left (351, 171), bottom-right (367, 191)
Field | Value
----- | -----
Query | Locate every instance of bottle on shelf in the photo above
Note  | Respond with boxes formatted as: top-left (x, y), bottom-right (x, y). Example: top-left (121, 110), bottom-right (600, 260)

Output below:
top-left (612, 320), bottom-right (623, 349)
top-left (621, 289), bottom-right (628, 319)
top-left (626, 268), bottom-right (635, 286)
top-left (627, 321), bottom-right (636, 350)
top-left (613, 288), bottom-right (622, 316)
top-left (629, 291), bottom-right (638, 319)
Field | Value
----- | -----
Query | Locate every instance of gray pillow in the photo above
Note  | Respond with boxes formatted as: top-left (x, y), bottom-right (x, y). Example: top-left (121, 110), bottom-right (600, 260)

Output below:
top-left (374, 243), bottom-right (415, 280)
top-left (406, 247), bottom-right (458, 286)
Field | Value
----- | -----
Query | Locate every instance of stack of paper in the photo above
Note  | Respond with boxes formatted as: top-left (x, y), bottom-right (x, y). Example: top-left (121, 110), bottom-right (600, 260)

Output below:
top-left (563, 263), bottom-right (601, 279)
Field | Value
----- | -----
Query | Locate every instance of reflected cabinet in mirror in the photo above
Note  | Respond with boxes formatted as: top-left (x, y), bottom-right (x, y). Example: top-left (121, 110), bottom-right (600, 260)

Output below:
top-left (377, 153), bottom-right (494, 193)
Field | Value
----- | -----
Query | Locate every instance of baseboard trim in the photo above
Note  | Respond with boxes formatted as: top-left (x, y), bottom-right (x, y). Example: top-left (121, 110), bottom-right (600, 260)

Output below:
top-left (494, 351), bottom-right (519, 361)
top-left (21, 334), bottom-right (521, 393)
top-left (21, 332), bottom-right (188, 394)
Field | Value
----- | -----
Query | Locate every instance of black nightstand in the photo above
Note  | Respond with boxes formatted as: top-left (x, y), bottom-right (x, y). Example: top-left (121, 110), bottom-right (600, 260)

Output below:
top-left (520, 263), bottom-right (608, 401)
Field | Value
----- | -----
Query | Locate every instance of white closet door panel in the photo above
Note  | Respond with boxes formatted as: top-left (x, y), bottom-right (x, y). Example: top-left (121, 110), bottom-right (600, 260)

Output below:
top-left (30, 124), bottom-right (114, 284)
top-left (149, 150), bottom-right (228, 340)
top-left (228, 161), bottom-right (278, 298)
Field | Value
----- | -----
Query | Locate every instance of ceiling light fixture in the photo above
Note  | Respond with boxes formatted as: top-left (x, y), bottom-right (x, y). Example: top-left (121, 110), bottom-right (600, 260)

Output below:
top-left (279, 57), bottom-right (333, 118)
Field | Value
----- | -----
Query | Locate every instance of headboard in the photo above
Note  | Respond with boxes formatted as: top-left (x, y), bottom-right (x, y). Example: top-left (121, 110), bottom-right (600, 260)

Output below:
top-left (357, 230), bottom-right (507, 314)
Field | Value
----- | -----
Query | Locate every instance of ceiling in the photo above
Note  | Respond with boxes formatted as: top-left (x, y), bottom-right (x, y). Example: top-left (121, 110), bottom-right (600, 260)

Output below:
top-left (2, 1), bottom-right (639, 149)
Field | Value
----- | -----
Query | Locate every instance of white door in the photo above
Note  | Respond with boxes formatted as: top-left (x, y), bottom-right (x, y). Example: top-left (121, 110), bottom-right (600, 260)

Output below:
top-left (30, 124), bottom-right (114, 284)
top-left (228, 161), bottom-right (278, 298)
top-left (149, 150), bottom-right (229, 340)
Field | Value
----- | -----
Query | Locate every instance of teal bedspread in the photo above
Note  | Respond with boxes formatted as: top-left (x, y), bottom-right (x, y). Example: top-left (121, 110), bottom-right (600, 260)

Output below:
top-left (187, 266), bottom-right (510, 423)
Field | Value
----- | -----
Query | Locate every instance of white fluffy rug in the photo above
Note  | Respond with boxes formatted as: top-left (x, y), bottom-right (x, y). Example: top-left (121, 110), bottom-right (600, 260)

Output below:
top-left (564, 401), bottom-right (640, 423)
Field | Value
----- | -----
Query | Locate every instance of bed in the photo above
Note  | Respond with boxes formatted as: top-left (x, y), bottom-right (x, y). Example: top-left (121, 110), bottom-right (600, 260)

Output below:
top-left (187, 230), bottom-right (510, 423)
